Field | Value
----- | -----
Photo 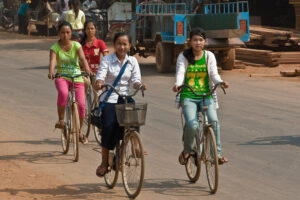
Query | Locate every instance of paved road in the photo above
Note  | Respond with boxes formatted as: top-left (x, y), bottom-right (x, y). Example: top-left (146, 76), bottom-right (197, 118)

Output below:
top-left (0, 32), bottom-right (300, 200)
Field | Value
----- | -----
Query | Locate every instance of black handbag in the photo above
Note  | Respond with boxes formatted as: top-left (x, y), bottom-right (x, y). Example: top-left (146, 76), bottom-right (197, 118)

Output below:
top-left (90, 61), bottom-right (129, 129)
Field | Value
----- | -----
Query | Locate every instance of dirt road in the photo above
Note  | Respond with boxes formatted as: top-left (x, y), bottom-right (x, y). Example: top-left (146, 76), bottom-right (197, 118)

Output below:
top-left (0, 30), bottom-right (300, 200)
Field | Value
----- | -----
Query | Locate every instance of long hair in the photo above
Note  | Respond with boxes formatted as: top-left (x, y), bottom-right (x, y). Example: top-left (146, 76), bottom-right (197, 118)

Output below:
top-left (72, 0), bottom-right (80, 19)
top-left (81, 20), bottom-right (96, 46)
top-left (183, 27), bottom-right (207, 65)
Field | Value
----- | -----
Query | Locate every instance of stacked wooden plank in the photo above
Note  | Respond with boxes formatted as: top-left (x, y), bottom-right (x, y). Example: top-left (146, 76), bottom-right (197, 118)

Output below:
top-left (247, 26), bottom-right (300, 50)
top-left (236, 48), bottom-right (280, 67)
top-left (277, 52), bottom-right (300, 64)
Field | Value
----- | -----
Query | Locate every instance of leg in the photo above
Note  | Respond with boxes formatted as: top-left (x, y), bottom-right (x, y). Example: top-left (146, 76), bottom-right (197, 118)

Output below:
top-left (83, 76), bottom-right (91, 97)
top-left (205, 98), bottom-right (222, 157)
top-left (74, 82), bottom-right (87, 143)
top-left (96, 146), bottom-right (109, 177)
top-left (181, 98), bottom-right (199, 156)
top-left (55, 78), bottom-right (69, 128)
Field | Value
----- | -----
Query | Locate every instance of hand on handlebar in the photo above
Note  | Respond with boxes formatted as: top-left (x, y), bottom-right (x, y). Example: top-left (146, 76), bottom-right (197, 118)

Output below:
top-left (134, 82), bottom-right (147, 91)
top-left (172, 85), bottom-right (179, 92)
top-left (221, 81), bottom-right (229, 89)
top-left (95, 79), bottom-right (104, 90)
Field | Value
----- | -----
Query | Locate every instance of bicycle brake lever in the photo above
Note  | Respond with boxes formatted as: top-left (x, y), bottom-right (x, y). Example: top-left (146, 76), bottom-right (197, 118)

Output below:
top-left (221, 86), bottom-right (226, 94)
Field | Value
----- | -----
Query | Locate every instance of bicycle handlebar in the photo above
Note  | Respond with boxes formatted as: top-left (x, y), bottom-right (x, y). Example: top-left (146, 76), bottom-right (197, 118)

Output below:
top-left (101, 83), bottom-right (145, 98)
top-left (55, 72), bottom-right (89, 79)
top-left (176, 82), bottom-right (226, 97)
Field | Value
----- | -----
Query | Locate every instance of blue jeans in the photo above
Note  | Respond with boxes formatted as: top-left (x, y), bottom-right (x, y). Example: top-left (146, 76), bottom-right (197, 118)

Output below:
top-left (182, 98), bottom-right (221, 156)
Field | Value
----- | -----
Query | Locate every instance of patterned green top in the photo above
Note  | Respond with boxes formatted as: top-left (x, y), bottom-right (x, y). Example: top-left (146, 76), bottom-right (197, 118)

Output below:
top-left (50, 41), bottom-right (83, 83)
top-left (181, 51), bottom-right (212, 100)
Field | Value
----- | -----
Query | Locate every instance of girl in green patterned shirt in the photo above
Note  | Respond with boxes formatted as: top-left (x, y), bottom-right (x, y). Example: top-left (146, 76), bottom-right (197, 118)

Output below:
top-left (173, 28), bottom-right (229, 165)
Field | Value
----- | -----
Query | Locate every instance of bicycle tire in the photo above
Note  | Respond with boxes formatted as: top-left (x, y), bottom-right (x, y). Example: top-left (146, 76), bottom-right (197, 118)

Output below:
top-left (104, 147), bottom-right (119, 188)
top-left (83, 86), bottom-right (92, 138)
top-left (185, 150), bottom-right (201, 183)
top-left (72, 103), bottom-right (80, 162)
top-left (121, 130), bottom-right (145, 199)
top-left (204, 127), bottom-right (219, 194)
top-left (61, 100), bottom-right (71, 154)
top-left (91, 99), bottom-right (102, 145)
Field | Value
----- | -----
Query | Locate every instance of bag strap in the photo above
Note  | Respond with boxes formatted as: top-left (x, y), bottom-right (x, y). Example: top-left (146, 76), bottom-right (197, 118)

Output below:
top-left (96, 60), bottom-right (129, 114)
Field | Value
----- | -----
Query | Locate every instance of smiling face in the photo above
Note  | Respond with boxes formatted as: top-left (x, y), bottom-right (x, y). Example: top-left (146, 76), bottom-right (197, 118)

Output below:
top-left (114, 35), bottom-right (131, 58)
top-left (85, 22), bottom-right (96, 39)
top-left (190, 34), bottom-right (206, 52)
top-left (59, 25), bottom-right (72, 42)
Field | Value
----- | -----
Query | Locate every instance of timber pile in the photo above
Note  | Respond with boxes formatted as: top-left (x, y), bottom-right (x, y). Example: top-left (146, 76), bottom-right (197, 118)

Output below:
top-left (277, 52), bottom-right (300, 64)
top-left (280, 69), bottom-right (300, 77)
top-left (236, 48), bottom-right (280, 67)
top-left (247, 26), bottom-right (299, 50)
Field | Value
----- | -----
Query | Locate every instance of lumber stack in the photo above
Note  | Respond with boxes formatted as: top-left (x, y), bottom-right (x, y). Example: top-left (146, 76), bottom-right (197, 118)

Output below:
top-left (247, 26), bottom-right (300, 50)
top-left (277, 52), bottom-right (300, 64)
top-left (236, 48), bottom-right (280, 67)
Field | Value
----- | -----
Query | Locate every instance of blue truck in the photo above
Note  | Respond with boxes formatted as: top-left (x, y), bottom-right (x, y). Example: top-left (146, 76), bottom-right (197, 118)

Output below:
top-left (129, 0), bottom-right (250, 72)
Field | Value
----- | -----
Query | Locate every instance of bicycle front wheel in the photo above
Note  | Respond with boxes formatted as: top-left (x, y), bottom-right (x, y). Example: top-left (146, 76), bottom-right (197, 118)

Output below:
top-left (82, 86), bottom-right (92, 138)
top-left (121, 130), bottom-right (145, 199)
top-left (204, 127), bottom-right (219, 194)
top-left (72, 103), bottom-right (80, 162)
top-left (91, 99), bottom-right (102, 145)
top-left (61, 101), bottom-right (71, 154)
top-left (104, 148), bottom-right (119, 188)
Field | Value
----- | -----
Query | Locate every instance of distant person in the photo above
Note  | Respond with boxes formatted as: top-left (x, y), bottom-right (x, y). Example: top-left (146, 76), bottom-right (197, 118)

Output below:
top-left (82, 0), bottom-right (97, 12)
top-left (60, 0), bottom-right (73, 22)
top-left (80, 20), bottom-right (109, 100)
top-left (57, 0), bottom-right (69, 15)
top-left (66, 0), bottom-right (85, 32)
top-left (18, 0), bottom-right (30, 34)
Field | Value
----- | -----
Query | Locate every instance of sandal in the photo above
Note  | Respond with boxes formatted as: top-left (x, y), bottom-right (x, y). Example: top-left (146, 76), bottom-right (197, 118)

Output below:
top-left (178, 151), bottom-right (190, 165)
top-left (96, 164), bottom-right (108, 177)
top-left (55, 120), bottom-right (65, 129)
top-left (79, 135), bottom-right (88, 144)
top-left (218, 156), bottom-right (228, 165)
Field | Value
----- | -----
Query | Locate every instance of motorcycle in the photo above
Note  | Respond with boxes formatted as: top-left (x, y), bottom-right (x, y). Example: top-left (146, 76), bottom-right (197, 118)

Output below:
top-left (85, 9), bottom-right (109, 40)
top-left (0, 7), bottom-right (14, 30)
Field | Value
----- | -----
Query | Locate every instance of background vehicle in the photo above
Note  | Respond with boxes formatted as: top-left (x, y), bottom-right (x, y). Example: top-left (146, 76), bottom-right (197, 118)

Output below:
top-left (0, 0), bottom-right (18, 30)
top-left (130, 0), bottom-right (250, 72)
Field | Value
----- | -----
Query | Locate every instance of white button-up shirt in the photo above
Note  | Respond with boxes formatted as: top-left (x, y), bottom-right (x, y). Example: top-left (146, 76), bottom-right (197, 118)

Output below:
top-left (95, 53), bottom-right (142, 103)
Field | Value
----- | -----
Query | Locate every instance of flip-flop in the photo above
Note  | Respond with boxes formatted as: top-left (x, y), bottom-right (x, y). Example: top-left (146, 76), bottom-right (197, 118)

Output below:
top-left (55, 120), bottom-right (65, 129)
top-left (79, 135), bottom-right (88, 144)
top-left (178, 151), bottom-right (190, 165)
top-left (218, 156), bottom-right (228, 165)
top-left (96, 165), bottom-right (108, 177)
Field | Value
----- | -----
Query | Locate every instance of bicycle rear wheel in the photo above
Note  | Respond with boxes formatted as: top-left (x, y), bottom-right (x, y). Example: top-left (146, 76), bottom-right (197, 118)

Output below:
top-left (121, 130), bottom-right (145, 199)
top-left (204, 127), bottom-right (219, 194)
top-left (72, 103), bottom-right (80, 162)
top-left (82, 85), bottom-right (92, 138)
top-left (61, 100), bottom-right (71, 154)
top-left (185, 150), bottom-right (201, 183)
top-left (104, 148), bottom-right (119, 188)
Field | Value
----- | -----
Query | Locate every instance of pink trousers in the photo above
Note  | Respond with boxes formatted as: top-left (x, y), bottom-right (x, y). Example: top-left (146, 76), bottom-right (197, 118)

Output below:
top-left (55, 78), bottom-right (85, 118)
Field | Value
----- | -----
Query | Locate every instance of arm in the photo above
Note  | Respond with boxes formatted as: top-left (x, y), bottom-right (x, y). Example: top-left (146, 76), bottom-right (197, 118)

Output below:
top-left (99, 40), bottom-right (109, 56)
top-left (78, 47), bottom-right (91, 75)
top-left (173, 53), bottom-right (187, 92)
top-left (95, 58), bottom-right (109, 89)
top-left (130, 58), bottom-right (146, 90)
top-left (207, 52), bottom-right (229, 88)
top-left (49, 50), bottom-right (56, 79)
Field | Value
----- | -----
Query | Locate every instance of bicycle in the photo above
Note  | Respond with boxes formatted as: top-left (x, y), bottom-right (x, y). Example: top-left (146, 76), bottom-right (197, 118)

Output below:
top-left (176, 82), bottom-right (226, 194)
top-left (55, 73), bottom-right (88, 162)
top-left (99, 84), bottom-right (147, 199)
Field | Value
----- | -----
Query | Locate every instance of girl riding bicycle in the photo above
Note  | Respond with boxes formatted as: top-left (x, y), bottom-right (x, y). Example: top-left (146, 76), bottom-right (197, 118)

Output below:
top-left (173, 28), bottom-right (229, 165)
top-left (48, 21), bottom-right (91, 144)
top-left (94, 32), bottom-right (146, 177)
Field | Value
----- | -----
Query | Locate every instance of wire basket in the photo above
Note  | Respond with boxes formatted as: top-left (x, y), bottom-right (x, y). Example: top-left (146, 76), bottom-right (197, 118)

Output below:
top-left (115, 103), bottom-right (147, 126)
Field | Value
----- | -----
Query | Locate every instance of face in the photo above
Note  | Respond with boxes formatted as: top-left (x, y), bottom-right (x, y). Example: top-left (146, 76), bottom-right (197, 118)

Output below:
top-left (85, 22), bottom-right (96, 38)
top-left (114, 35), bottom-right (130, 58)
top-left (59, 25), bottom-right (72, 42)
top-left (190, 34), bottom-right (206, 52)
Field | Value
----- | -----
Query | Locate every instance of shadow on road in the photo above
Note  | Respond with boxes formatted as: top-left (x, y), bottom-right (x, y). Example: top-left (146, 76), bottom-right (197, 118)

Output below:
top-left (18, 65), bottom-right (49, 70)
top-left (240, 135), bottom-right (300, 147)
top-left (0, 151), bottom-right (73, 164)
top-left (142, 178), bottom-right (211, 197)
top-left (139, 63), bottom-right (175, 77)
top-left (0, 183), bottom-right (125, 200)
top-left (0, 138), bottom-right (60, 146)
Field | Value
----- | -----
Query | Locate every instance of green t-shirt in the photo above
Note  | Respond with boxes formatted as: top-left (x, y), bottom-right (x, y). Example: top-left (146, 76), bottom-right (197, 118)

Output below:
top-left (181, 51), bottom-right (211, 100)
top-left (50, 41), bottom-right (83, 83)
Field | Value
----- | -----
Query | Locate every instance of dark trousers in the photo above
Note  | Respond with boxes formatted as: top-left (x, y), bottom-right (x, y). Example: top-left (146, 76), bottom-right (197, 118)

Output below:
top-left (18, 14), bottom-right (28, 34)
top-left (100, 97), bottom-right (138, 150)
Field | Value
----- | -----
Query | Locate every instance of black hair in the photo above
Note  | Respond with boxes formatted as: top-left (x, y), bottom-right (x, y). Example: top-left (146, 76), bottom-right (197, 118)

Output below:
top-left (80, 20), bottom-right (96, 46)
top-left (183, 27), bottom-right (207, 65)
top-left (61, 0), bottom-right (66, 9)
top-left (68, 0), bottom-right (73, 8)
top-left (58, 21), bottom-right (73, 32)
top-left (72, 0), bottom-right (80, 19)
top-left (113, 32), bottom-right (131, 44)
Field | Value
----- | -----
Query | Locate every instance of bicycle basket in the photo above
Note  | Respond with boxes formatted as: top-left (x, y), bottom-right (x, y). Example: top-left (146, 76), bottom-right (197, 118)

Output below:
top-left (115, 103), bottom-right (147, 126)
